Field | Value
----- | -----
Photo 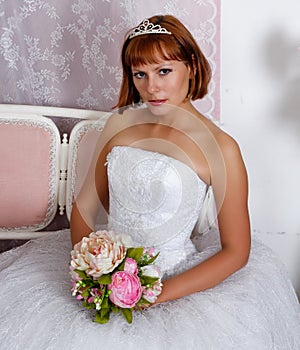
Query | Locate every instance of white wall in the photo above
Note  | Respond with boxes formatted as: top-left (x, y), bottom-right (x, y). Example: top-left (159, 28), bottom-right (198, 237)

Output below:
top-left (221, 0), bottom-right (300, 297)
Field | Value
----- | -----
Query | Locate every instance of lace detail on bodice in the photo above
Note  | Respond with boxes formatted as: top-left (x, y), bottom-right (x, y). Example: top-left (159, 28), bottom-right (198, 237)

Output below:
top-left (107, 146), bottom-right (207, 275)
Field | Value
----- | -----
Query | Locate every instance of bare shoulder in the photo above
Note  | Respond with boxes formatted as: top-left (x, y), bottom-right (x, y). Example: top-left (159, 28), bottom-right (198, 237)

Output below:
top-left (102, 110), bottom-right (127, 131)
top-left (101, 108), bottom-right (152, 151)
top-left (199, 119), bottom-right (247, 181)
top-left (99, 109), bottom-right (134, 146)
top-left (212, 126), bottom-right (248, 186)
top-left (216, 130), bottom-right (242, 159)
top-left (201, 117), bottom-right (243, 161)
top-left (103, 107), bottom-right (147, 133)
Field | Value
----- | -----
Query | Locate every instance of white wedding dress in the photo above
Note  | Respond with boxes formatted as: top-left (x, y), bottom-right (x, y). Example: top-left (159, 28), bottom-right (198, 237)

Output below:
top-left (0, 146), bottom-right (299, 349)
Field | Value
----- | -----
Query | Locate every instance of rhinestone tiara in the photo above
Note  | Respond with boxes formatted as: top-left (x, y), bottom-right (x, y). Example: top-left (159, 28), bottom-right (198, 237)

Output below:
top-left (128, 19), bottom-right (172, 39)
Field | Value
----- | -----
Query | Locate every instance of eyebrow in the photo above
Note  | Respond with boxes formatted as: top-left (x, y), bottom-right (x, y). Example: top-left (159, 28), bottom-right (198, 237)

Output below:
top-left (132, 61), bottom-right (175, 71)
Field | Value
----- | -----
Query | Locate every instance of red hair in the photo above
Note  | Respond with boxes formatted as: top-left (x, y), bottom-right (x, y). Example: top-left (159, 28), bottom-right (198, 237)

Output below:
top-left (115, 15), bottom-right (212, 109)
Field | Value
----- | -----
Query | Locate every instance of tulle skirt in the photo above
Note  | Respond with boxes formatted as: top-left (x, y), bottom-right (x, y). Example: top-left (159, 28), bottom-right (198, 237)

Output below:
top-left (0, 229), bottom-right (299, 350)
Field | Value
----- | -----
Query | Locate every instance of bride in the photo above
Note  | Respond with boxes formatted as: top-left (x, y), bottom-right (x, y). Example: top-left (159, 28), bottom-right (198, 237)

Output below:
top-left (1, 14), bottom-right (299, 350)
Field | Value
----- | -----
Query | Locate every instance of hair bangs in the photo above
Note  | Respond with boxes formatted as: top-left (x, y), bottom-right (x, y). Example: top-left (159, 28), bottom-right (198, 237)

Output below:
top-left (125, 35), bottom-right (184, 68)
top-left (115, 15), bottom-right (212, 108)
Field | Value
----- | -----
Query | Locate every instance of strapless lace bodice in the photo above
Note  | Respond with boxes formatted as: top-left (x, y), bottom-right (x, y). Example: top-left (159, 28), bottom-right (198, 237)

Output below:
top-left (107, 146), bottom-right (207, 275)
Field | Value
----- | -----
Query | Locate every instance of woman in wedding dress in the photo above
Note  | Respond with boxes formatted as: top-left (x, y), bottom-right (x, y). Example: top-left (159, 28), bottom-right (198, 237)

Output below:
top-left (0, 14), bottom-right (299, 350)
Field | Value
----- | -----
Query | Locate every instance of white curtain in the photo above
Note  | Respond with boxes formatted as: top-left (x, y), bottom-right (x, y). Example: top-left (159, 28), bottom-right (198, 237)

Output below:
top-left (0, 0), bottom-right (220, 120)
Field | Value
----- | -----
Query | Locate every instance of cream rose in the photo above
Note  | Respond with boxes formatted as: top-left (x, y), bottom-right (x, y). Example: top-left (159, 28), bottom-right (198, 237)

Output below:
top-left (140, 264), bottom-right (162, 279)
top-left (70, 230), bottom-right (130, 278)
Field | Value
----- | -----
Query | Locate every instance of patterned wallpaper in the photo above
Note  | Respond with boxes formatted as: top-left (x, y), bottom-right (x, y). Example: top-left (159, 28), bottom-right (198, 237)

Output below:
top-left (0, 0), bottom-right (220, 120)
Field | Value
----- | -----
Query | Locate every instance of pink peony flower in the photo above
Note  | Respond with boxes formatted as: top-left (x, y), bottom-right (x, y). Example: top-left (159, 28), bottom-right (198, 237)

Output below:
top-left (108, 271), bottom-right (142, 308)
top-left (70, 230), bottom-right (129, 278)
top-left (124, 258), bottom-right (138, 275)
top-left (142, 280), bottom-right (163, 303)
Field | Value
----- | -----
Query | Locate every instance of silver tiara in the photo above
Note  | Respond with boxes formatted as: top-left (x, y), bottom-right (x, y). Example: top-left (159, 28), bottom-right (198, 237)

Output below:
top-left (128, 19), bottom-right (172, 39)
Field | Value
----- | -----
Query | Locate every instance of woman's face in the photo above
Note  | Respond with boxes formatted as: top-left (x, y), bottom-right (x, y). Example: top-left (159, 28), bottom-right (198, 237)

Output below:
top-left (131, 58), bottom-right (191, 114)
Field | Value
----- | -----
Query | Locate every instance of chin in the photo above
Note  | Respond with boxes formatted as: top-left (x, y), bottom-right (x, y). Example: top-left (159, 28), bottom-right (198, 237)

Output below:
top-left (145, 102), bottom-right (176, 117)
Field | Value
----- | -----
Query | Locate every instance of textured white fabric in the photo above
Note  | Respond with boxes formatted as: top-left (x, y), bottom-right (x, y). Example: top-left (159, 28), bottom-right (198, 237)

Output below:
top-left (0, 146), bottom-right (299, 350)
top-left (0, 0), bottom-right (220, 121)
top-left (107, 146), bottom-right (207, 277)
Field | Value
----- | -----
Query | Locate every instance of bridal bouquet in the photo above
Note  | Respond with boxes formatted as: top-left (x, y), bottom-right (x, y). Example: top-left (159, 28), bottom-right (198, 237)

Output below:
top-left (70, 230), bottom-right (162, 324)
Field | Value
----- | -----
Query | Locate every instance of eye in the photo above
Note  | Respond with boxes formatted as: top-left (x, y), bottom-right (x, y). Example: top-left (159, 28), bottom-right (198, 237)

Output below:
top-left (159, 68), bottom-right (172, 75)
top-left (133, 71), bottom-right (145, 79)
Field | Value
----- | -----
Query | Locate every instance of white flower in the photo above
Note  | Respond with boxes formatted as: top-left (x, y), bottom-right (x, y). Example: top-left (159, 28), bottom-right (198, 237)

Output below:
top-left (1, 35), bottom-right (12, 49)
top-left (140, 264), bottom-right (162, 279)
top-left (70, 230), bottom-right (131, 278)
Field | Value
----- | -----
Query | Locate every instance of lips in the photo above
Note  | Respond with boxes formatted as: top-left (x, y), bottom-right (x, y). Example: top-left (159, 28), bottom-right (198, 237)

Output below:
top-left (148, 99), bottom-right (167, 106)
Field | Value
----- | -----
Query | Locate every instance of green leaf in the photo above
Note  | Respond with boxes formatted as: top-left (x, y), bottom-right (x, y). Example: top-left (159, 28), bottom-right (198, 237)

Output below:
top-left (121, 308), bottom-right (133, 324)
top-left (117, 259), bottom-right (126, 271)
top-left (81, 289), bottom-right (90, 298)
top-left (126, 247), bottom-right (144, 261)
top-left (82, 301), bottom-right (95, 310)
top-left (100, 307), bottom-right (110, 319)
top-left (97, 274), bottom-right (112, 285)
top-left (146, 252), bottom-right (160, 264)
top-left (74, 269), bottom-right (87, 279)
top-left (140, 276), bottom-right (159, 285)
top-left (101, 296), bottom-right (109, 309)
top-left (94, 309), bottom-right (110, 324)
top-left (111, 304), bottom-right (119, 314)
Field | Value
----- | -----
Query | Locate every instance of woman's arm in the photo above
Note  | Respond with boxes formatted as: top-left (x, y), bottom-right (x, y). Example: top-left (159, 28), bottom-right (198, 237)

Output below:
top-left (155, 135), bottom-right (251, 303)
top-left (70, 146), bottom-right (109, 246)
top-left (69, 115), bottom-right (121, 246)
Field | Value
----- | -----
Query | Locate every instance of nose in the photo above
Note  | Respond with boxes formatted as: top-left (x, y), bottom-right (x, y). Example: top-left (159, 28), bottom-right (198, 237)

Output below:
top-left (147, 75), bottom-right (159, 94)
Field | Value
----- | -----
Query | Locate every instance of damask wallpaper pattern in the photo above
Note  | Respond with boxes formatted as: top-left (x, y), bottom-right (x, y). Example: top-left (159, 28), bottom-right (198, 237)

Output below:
top-left (0, 0), bottom-right (220, 120)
